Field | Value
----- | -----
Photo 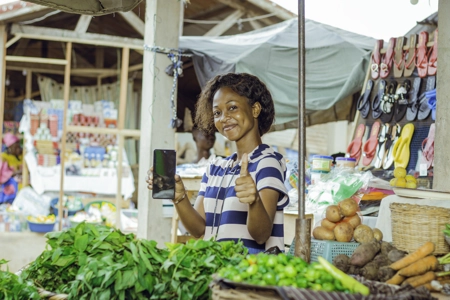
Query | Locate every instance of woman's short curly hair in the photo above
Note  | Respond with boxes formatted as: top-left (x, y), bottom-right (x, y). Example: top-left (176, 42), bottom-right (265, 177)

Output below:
top-left (194, 73), bottom-right (275, 136)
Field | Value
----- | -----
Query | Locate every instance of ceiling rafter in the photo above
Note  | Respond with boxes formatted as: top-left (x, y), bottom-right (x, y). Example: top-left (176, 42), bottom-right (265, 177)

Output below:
top-left (203, 9), bottom-right (245, 36)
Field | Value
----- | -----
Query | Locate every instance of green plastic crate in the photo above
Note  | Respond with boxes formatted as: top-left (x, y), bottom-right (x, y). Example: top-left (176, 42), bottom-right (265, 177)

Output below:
top-left (288, 238), bottom-right (359, 263)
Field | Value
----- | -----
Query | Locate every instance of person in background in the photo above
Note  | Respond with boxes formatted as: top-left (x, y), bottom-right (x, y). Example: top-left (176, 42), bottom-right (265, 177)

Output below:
top-left (147, 73), bottom-right (289, 253)
top-left (177, 126), bottom-right (217, 165)
top-left (1, 133), bottom-right (22, 177)
top-left (0, 133), bottom-right (22, 203)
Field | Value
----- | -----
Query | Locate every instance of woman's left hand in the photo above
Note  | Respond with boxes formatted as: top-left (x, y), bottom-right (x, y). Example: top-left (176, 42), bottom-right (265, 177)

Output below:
top-left (235, 153), bottom-right (259, 205)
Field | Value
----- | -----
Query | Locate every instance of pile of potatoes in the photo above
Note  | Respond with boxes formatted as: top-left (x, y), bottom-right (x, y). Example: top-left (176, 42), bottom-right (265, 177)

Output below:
top-left (312, 198), bottom-right (383, 243)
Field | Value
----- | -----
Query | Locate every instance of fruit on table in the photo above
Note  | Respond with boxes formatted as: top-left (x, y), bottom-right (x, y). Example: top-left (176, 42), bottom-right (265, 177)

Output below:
top-left (393, 167), bottom-right (407, 178)
top-left (27, 215), bottom-right (56, 223)
top-left (390, 167), bottom-right (417, 189)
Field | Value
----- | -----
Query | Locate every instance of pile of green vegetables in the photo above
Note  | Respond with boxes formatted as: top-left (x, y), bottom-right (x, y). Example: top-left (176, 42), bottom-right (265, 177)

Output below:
top-left (20, 223), bottom-right (247, 300)
top-left (217, 254), bottom-right (369, 295)
top-left (0, 259), bottom-right (40, 300)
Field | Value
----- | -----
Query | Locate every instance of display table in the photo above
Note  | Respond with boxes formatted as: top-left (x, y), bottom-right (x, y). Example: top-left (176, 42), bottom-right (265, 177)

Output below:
top-left (376, 194), bottom-right (450, 242)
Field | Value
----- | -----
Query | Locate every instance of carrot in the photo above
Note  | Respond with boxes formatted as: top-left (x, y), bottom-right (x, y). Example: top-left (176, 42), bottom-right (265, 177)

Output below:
top-left (386, 272), bottom-right (405, 285)
top-left (390, 242), bottom-right (435, 270)
top-left (398, 255), bottom-right (439, 277)
top-left (417, 282), bottom-right (440, 292)
top-left (405, 271), bottom-right (436, 288)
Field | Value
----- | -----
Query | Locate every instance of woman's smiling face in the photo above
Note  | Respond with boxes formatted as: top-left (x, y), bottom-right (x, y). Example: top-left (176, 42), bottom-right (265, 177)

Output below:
top-left (212, 87), bottom-right (259, 142)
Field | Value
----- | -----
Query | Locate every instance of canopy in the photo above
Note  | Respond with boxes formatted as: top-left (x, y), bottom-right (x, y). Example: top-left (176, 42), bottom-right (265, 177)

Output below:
top-left (179, 18), bottom-right (377, 128)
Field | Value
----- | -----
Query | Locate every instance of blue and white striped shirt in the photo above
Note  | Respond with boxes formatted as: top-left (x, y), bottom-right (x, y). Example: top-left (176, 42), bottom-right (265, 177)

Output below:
top-left (199, 144), bottom-right (289, 253)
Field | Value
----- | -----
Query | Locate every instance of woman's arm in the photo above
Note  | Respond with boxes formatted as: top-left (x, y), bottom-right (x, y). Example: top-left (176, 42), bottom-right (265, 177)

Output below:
top-left (246, 188), bottom-right (279, 244)
top-left (173, 191), bottom-right (206, 238)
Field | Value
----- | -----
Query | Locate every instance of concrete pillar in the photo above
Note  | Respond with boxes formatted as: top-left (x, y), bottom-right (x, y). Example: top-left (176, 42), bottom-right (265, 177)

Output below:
top-left (137, 0), bottom-right (182, 244)
top-left (0, 25), bottom-right (6, 151)
top-left (433, 0), bottom-right (449, 191)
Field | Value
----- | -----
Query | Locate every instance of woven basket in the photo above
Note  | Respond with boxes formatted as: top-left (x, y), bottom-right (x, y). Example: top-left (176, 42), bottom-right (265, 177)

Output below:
top-left (390, 202), bottom-right (450, 254)
top-left (211, 284), bottom-right (281, 300)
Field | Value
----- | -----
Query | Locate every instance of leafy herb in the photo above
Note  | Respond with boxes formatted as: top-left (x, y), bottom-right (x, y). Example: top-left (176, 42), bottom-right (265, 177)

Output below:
top-left (0, 259), bottom-right (40, 300)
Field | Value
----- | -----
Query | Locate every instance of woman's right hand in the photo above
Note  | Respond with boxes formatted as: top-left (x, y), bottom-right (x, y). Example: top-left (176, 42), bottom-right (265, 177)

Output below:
top-left (146, 168), bottom-right (187, 202)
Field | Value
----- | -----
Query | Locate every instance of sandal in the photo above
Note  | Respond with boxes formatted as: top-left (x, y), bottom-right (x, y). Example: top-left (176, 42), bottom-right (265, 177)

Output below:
top-left (393, 36), bottom-right (406, 78)
top-left (426, 89), bottom-right (437, 120)
top-left (393, 123), bottom-right (415, 169)
top-left (428, 29), bottom-right (438, 76)
top-left (380, 38), bottom-right (396, 79)
top-left (371, 80), bottom-right (387, 120)
top-left (406, 77), bottom-right (422, 121)
top-left (362, 121), bottom-right (381, 166)
top-left (394, 80), bottom-right (411, 123)
top-left (417, 75), bottom-right (436, 121)
top-left (346, 123), bottom-right (366, 164)
top-left (416, 31), bottom-right (429, 78)
top-left (370, 40), bottom-right (384, 80)
top-left (403, 34), bottom-right (417, 77)
top-left (357, 80), bottom-right (374, 119)
top-left (383, 124), bottom-right (401, 170)
top-left (380, 80), bottom-right (397, 123)
top-left (421, 123), bottom-right (435, 169)
top-left (373, 123), bottom-right (389, 169)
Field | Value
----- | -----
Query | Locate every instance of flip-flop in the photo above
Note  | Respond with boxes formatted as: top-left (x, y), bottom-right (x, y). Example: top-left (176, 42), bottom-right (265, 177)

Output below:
top-left (346, 123), bottom-right (366, 164)
top-left (356, 80), bottom-right (374, 119)
top-left (426, 89), bottom-right (437, 120)
top-left (383, 124), bottom-right (401, 170)
top-left (373, 123), bottom-right (389, 169)
top-left (362, 121), bottom-right (381, 166)
top-left (393, 123), bottom-right (415, 169)
top-left (394, 80), bottom-right (411, 123)
top-left (380, 37), bottom-right (396, 79)
top-left (403, 34), bottom-right (417, 78)
top-left (417, 75), bottom-right (436, 121)
top-left (380, 80), bottom-right (397, 123)
top-left (428, 29), bottom-right (438, 76)
top-left (416, 31), bottom-right (429, 79)
top-left (393, 36), bottom-right (406, 78)
top-left (371, 80), bottom-right (386, 120)
top-left (421, 123), bottom-right (435, 169)
top-left (370, 40), bottom-right (384, 80)
top-left (406, 77), bottom-right (422, 121)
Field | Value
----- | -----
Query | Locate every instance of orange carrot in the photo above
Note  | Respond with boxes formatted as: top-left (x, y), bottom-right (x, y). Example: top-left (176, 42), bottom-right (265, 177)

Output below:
top-left (386, 272), bottom-right (405, 285)
top-left (417, 282), bottom-right (440, 292)
top-left (390, 242), bottom-right (435, 270)
top-left (405, 271), bottom-right (436, 288)
top-left (398, 255), bottom-right (439, 277)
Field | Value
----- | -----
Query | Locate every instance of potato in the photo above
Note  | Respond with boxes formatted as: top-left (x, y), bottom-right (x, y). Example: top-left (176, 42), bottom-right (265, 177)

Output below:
top-left (326, 205), bottom-right (342, 222)
top-left (350, 239), bottom-right (381, 267)
top-left (373, 228), bottom-right (383, 241)
top-left (342, 214), bottom-right (361, 229)
top-left (313, 226), bottom-right (335, 240)
top-left (333, 254), bottom-right (350, 272)
top-left (334, 222), bottom-right (354, 242)
top-left (339, 198), bottom-right (359, 217)
top-left (321, 218), bottom-right (337, 231)
top-left (353, 224), bottom-right (374, 244)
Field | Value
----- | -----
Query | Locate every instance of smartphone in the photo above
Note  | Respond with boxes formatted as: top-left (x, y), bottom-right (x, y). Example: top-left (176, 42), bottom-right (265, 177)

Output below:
top-left (152, 149), bottom-right (176, 199)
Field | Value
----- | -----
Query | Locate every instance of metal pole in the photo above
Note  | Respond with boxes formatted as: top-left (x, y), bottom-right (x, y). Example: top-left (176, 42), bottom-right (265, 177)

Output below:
top-left (294, 0), bottom-right (311, 261)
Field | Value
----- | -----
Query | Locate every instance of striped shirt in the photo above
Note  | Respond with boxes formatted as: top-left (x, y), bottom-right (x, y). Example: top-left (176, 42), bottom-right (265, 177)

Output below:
top-left (199, 144), bottom-right (289, 253)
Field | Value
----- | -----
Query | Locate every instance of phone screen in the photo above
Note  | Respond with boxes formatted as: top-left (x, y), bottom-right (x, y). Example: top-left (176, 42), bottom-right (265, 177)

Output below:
top-left (152, 149), bottom-right (176, 199)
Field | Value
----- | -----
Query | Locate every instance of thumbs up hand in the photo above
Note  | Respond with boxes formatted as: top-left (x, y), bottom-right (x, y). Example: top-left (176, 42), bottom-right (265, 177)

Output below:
top-left (235, 153), bottom-right (259, 205)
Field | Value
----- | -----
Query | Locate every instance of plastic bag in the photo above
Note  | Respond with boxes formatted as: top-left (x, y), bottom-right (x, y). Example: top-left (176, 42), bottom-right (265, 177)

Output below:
top-left (11, 187), bottom-right (52, 217)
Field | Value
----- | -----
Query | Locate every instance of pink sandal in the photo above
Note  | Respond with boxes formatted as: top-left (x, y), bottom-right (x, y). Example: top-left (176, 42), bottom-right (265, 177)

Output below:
top-left (422, 123), bottom-right (435, 169)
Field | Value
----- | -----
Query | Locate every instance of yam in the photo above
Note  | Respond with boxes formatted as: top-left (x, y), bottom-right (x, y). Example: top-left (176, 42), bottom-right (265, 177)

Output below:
top-left (347, 265), bottom-right (361, 276)
top-left (332, 254), bottom-right (350, 273)
top-left (313, 226), bottom-right (335, 240)
top-left (350, 240), bottom-right (381, 267)
top-left (378, 266), bottom-right (396, 282)
top-left (373, 228), bottom-right (383, 241)
top-left (321, 218), bottom-right (337, 231)
top-left (342, 214), bottom-right (361, 229)
top-left (381, 241), bottom-right (395, 256)
top-left (372, 253), bottom-right (390, 267)
top-left (333, 222), bottom-right (354, 242)
top-left (360, 261), bottom-right (379, 280)
top-left (353, 224), bottom-right (374, 244)
top-left (339, 198), bottom-right (359, 217)
top-left (326, 205), bottom-right (342, 222)
top-left (388, 249), bottom-right (407, 263)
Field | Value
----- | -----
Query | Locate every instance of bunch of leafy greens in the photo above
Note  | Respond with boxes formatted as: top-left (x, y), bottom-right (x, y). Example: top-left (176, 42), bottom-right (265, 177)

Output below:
top-left (20, 222), bottom-right (247, 300)
top-left (0, 259), bottom-right (40, 300)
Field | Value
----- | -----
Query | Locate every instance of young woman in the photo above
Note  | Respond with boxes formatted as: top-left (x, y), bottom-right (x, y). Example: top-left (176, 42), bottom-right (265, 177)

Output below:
top-left (147, 73), bottom-right (289, 253)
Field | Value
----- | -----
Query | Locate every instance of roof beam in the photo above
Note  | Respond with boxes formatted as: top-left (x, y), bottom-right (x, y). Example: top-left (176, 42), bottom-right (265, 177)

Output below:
top-left (0, 4), bottom-right (50, 24)
top-left (246, 12), bottom-right (263, 29)
top-left (215, 0), bottom-right (275, 26)
top-left (75, 15), bottom-right (92, 33)
top-left (119, 11), bottom-right (145, 37)
top-left (245, 0), bottom-right (294, 20)
top-left (204, 10), bottom-right (244, 36)
top-left (10, 24), bottom-right (144, 50)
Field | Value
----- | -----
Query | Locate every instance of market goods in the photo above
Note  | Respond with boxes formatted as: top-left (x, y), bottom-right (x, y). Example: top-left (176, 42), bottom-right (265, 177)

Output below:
top-left (393, 167), bottom-right (407, 178)
top-left (403, 271), bottom-right (436, 288)
top-left (27, 214), bottom-right (56, 223)
top-left (360, 261), bottom-right (379, 280)
top-left (326, 205), bottom-right (342, 222)
top-left (321, 218), bottom-right (337, 231)
top-left (0, 259), bottom-right (40, 300)
top-left (386, 272), bottom-right (405, 285)
top-left (334, 222), bottom-right (354, 242)
top-left (390, 167), bottom-right (417, 189)
top-left (313, 226), bottom-right (335, 240)
top-left (338, 198), bottom-right (358, 217)
top-left (332, 254), bottom-right (350, 273)
top-left (398, 255), bottom-right (438, 277)
top-left (342, 214), bottom-right (361, 229)
top-left (388, 249), bottom-right (407, 263)
top-left (353, 225), bottom-right (375, 244)
top-left (378, 266), bottom-right (396, 282)
top-left (350, 239), bottom-right (380, 267)
top-left (390, 241), bottom-right (435, 270)
top-left (373, 228), bottom-right (383, 241)
top-left (372, 253), bottom-right (391, 267)
top-left (381, 241), bottom-right (395, 256)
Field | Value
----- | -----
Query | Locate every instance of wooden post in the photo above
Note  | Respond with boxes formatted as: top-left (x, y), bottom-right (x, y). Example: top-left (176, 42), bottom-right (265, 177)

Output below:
top-left (137, 0), bottom-right (182, 244)
top-left (116, 47), bottom-right (129, 226)
top-left (58, 42), bottom-right (72, 231)
top-left (0, 25), bottom-right (6, 153)
top-left (22, 70), bottom-right (32, 187)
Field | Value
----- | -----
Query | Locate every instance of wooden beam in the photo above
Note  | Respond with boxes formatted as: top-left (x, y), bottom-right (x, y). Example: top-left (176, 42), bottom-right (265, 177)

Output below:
top-left (6, 55), bottom-right (67, 65)
top-left (67, 125), bottom-right (140, 137)
top-left (75, 15), bottom-right (92, 33)
top-left (246, 0), bottom-right (295, 20)
top-left (6, 90), bottom-right (40, 102)
top-left (246, 12), bottom-right (263, 30)
top-left (119, 11), bottom-right (145, 37)
top-left (6, 64), bottom-right (143, 77)
top-left (0, 4), bottom-right (51, 23)
top-left (216, 0), bottom-right (247, 12)
top-left (204, 10), bottom-right (244, 36)
top-left (0, 26), bottom-right (6, 149)
top-left (10, 24), bottom-right (144, 50)
top-left (6, 35), bottom-right (21, 48)
top-left (58, 42), bottom-right (72, 231)
top-left (22, 71), bottom-right (32, 188)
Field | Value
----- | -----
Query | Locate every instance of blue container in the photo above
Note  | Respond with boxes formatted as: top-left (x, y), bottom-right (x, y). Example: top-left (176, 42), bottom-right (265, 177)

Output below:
top-left (28, 221), bottom-right (55, 233)
top-left (50, 198), bottom-right (83, 217)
